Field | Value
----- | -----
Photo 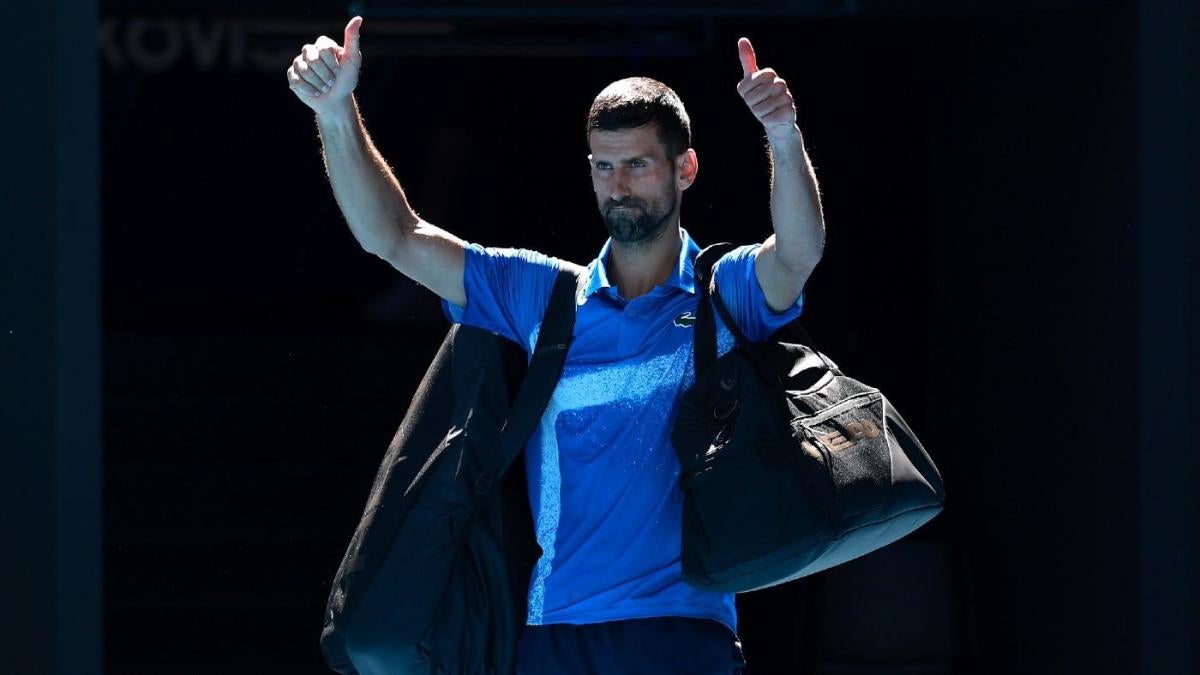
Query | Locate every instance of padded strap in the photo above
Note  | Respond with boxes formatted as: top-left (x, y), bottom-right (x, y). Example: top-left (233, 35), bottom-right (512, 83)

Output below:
top-left (692, 243), bottom-right (738, 375)
top-left (692, 242), bottom-right (820, 377)
top-left (477, 262), bottom-right (583, 494)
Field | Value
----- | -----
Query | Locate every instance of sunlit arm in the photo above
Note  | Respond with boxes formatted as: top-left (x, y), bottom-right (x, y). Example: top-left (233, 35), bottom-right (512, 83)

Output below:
top-left (316, 95), bottom-right (467, 306)
top-left (754, 124), bottom-right (825, 312)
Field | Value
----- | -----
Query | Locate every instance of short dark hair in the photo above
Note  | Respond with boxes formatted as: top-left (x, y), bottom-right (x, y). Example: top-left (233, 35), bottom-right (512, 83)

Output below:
top-left (586, 77), bottom-right (692, 159)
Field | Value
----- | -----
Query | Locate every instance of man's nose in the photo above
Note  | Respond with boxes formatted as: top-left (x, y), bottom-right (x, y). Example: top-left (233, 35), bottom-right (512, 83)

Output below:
top-left (608, 170), bottom-right (630, 201)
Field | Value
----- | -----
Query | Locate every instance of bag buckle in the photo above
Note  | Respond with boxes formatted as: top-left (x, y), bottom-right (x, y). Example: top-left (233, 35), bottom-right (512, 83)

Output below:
top-left (473, 472), bottom-right (492, 495)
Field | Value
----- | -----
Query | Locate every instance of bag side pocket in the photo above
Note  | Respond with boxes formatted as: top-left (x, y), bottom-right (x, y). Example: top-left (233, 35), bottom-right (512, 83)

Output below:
top-left (794, 392), bottom-right (892, 521)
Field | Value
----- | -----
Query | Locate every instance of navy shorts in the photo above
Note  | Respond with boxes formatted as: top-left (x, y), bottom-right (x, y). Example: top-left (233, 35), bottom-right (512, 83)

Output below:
top-left (515, 616), bottom-right (747, 674)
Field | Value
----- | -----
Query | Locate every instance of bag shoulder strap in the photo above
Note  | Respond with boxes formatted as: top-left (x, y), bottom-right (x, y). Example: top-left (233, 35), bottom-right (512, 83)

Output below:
top-left (692, 242), bottom-right (818, 376)
top-left (693, 243), bottom-right (738, 375)
top-left (485, 261), bottom-right (584, 487)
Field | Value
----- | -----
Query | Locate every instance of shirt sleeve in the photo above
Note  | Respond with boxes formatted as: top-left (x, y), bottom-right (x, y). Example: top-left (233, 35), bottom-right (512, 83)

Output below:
top-left (710, 243), bottom-right (805, 343)
top-left (440, 243), bottom-right (562, 354)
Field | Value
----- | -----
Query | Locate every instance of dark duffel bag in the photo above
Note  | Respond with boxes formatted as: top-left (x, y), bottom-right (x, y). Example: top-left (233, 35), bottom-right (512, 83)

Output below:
top-left (320, 267), bottom-right (580, 675)
top-left (672, 243), bottom-right (946, 594)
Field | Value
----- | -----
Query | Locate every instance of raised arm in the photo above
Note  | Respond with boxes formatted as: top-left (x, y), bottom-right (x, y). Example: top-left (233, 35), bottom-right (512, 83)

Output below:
top-left (286, 16), bottom-right (466, 306)
top-left (735, 37), bottom-right (825, 312)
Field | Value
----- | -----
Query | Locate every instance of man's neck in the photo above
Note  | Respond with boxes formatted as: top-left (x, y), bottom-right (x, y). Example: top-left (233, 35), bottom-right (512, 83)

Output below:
top-left (607, 225), bottom-right (683, 301)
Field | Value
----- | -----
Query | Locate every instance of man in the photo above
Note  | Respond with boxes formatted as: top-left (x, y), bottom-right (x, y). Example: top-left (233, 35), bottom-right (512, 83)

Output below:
top-left (288, 15), bottom-right (825, 674)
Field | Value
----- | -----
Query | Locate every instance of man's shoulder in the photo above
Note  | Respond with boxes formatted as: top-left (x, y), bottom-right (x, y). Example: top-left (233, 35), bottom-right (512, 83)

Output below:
top-left (712, 242), bottom-right (761, 264)
top-left (466, 242), bottom-right (559, 268)
top-left (691, 240), bottom-right (761, 267)
top-left (471, 242), bottom-right (588, 271)
top-left (695, 242), bottom-right (762, 290)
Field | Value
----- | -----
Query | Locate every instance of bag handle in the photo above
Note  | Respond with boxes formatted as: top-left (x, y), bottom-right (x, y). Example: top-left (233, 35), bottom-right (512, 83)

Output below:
top-left (692, 243), bottom-right (735, 376)
top-left (478, 262), bottom-right (584, 494)
top-left (692, 242), bottom-right (824, 382)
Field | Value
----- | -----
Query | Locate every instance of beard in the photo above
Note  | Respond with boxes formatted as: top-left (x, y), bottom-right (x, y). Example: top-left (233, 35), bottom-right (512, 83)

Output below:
top-left (601, 188), bottom-right (677, 246)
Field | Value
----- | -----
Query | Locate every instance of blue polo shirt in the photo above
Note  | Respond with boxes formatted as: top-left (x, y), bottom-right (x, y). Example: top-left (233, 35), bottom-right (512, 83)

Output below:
top-left (442, 228), bottom-right (804, 636)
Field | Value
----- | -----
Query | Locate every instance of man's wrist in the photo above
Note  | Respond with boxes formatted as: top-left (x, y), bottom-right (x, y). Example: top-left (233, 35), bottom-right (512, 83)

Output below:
top-left (766, 124), bottom-right (804, 149)
top-left (316, 96), bottom-right (358, 133)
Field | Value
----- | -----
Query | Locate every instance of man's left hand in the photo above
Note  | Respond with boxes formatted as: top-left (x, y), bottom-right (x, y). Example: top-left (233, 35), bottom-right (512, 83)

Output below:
top-left (736, 37), bottom-right (799, 142)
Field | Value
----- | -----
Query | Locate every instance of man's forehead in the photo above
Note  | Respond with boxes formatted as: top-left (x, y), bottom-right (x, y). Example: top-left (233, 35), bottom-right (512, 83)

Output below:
top-left (588, 126), bottom-right (663, 158)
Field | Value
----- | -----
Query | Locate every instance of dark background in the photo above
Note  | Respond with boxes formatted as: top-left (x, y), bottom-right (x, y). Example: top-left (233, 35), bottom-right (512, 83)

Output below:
top-left (4, 0), bottom-right (1197, 673)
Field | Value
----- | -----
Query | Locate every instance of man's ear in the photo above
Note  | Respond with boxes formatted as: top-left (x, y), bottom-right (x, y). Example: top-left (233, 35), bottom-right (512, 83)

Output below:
top-left (676, 149), bottom-right (698, 190)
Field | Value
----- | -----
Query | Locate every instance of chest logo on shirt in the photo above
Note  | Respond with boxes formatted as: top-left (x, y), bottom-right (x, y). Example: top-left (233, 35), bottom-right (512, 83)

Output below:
top-left (673, 311), bottom-right (697, 328)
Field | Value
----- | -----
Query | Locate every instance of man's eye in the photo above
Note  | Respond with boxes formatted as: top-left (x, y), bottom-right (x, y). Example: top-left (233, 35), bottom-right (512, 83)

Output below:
top-left (595, 164), bottom-right (611, 170)
top-left (631, 161), bottom-right (645, 168)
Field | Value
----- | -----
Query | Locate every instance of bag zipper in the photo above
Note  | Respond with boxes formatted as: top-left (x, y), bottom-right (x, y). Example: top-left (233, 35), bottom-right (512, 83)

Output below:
top-left (790, 389), bottom-right (881, 430)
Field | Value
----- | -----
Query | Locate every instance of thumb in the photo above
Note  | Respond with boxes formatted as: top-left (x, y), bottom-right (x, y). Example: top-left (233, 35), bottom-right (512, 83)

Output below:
top-left (737, 37), bottom-right (757, 78)
top-left (341, 15), bottom-right (363, 65)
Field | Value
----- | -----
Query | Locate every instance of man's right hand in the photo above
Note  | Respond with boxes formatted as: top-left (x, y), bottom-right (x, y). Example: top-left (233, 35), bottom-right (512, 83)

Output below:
top-left (295, 14), bottom-right (468, 307)
top-left (286, 16), bottom-right (363, 115)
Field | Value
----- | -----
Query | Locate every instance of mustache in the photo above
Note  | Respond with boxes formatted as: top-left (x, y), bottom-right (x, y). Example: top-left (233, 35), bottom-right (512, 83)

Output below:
top-left (606, 199), bottom-right (643, 210)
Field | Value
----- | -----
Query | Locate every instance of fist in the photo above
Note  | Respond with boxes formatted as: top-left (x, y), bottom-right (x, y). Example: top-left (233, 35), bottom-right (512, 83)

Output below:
top-left (286, 16), bottom-right (364, 114)
top-left (735, 37), bottom-right (798, 140)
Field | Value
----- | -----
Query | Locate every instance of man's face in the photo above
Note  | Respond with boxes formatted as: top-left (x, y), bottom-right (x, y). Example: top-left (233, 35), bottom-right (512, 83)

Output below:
top-left (587, 125), bottom-right (683, 245)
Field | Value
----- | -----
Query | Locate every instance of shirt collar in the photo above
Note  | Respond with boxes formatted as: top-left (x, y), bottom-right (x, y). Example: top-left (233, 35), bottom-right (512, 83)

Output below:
top-left (583, 228), bottom-right (701, 298)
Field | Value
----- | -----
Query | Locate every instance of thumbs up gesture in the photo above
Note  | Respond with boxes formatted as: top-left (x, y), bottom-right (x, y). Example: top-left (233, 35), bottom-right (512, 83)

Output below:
top-left (735, 37), bottom-right (799, 142)
top-left (286, 16), bottom-right (364, 114)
